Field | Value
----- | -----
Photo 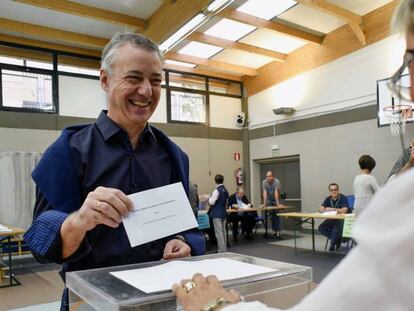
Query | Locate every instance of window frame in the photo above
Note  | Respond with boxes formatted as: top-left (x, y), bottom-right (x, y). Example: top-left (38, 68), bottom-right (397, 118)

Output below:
top-left (0, 40), bottom-right (101, 115)
top-left (165, 69), bottom-right (242, 126)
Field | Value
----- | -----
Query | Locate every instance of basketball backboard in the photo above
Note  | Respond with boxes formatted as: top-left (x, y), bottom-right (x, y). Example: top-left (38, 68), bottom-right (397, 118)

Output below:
top-left (377, 73), bottom-right (413, 127)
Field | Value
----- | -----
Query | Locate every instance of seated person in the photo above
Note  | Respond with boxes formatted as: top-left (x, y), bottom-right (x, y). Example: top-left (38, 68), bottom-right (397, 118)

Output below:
top-left (227, 188), bottom-right (257, 241)
top-left (318, 183), bottom-right (351, 251)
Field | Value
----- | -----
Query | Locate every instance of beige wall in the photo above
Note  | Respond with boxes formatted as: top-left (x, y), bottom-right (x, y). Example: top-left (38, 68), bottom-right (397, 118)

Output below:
top-left (0, 127), bottom-right (60, 152)
top-left (249, 119), bottom-right (414, 213)
top-left (163, 136), bottom-right (243, 195)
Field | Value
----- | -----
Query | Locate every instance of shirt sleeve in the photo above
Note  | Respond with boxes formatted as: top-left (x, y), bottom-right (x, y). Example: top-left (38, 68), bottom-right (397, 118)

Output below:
top-left (321, 197), bottom-right (329, 207)
top-left (24, 188), bottom-right (91, 264)
top-left (208, 188), bottom-right (219, 205)
top-left (180, 229), bottom-right (206, 256)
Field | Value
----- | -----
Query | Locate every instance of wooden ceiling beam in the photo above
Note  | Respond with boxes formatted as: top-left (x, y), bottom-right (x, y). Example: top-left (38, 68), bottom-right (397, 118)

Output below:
top-left (243, 0), bottom-right (398, 96)
top-left (0, 17), bottom-right (108, 48)
top-left (164, 63), bottom-right (242, 81)
top-left (296, 0), bottom-right (362, 24)
top-left (0, 33), bottom-right (101, 57)
top-left (348, 23), bottom-right (366, 45)
top-left (144, 0), bottom-right (210, 43)
top-left (166, 52), bottom-right (258, 76)
top-left (218, 8), bottom-right (323, 44)
top-left (13, 0), bottom-right (146, 29)
top-left (296, 0), bottom-right (365, 45)
top-left (187, 32), bottom-right (286, 62)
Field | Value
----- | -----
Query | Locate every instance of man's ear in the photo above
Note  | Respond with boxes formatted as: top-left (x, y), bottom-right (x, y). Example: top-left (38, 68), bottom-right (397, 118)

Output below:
top-left (100, 69), bottom-right (109, 91)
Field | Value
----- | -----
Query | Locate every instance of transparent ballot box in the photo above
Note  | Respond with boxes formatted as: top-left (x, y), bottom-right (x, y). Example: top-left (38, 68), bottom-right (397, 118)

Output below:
top-left (67, 252), bottom-right (312, 311)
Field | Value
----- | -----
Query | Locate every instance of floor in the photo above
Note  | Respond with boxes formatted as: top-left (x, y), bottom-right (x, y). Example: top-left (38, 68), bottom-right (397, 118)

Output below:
top-left (0, 229), bottom-right (350, 311)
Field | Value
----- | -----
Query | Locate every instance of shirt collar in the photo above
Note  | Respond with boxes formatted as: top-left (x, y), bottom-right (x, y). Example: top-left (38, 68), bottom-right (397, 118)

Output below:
top-left (96, 110), bottom-right (157, 143)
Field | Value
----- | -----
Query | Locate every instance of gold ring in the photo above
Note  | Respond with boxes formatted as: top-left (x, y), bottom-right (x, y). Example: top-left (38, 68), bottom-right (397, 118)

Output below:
top-left (96, 200), bottom-right (102, 211)
top-left (183, 280), bottom-right (197, 293)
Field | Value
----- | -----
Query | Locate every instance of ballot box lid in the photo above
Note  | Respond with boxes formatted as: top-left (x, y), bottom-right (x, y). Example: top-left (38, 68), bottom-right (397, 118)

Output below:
top-left (66, 252), bottom-right (312, 311)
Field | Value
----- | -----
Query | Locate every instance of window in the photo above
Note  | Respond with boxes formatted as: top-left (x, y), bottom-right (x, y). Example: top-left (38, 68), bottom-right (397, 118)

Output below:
top-left (1, 69), bottom-right (54, 111)
top-left (169, 72), bottom-right (206, 90)
top-left (170, 90), bottom-right (206, 123)
top-left (58, 55), bottom-right (100, 77)
top-left (208, 78), bottom-right (242, 96)
top-left (165, 70), bottom-right (242, 125)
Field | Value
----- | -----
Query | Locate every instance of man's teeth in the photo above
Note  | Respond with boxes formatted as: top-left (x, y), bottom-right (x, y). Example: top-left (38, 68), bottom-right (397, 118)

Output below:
top-left (132, 101), bottom-right (149, 108)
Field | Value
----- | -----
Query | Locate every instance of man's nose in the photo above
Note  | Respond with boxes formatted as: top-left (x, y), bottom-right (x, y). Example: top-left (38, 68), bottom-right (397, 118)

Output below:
top-left (138, 79), bottom-right (152, 97)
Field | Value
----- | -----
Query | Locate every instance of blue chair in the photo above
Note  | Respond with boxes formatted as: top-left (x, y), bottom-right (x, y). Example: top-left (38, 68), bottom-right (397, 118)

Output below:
top-left (347, 195), bottom-right (355, 210)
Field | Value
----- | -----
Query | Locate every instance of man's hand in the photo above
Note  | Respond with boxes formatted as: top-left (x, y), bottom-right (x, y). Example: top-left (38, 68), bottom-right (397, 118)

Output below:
top-left (163, 239), bottom-right (191, 259)
top-left (61, 186), bottom-right (133, 259)
top-left (319, 206), bottom-right (325, 213)
top-left (70, 186), bottom-right (134, 232)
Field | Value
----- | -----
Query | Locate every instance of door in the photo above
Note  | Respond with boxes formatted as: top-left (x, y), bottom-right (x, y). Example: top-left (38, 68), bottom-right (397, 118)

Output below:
top-left (259, 157), bottom-right (301, 230)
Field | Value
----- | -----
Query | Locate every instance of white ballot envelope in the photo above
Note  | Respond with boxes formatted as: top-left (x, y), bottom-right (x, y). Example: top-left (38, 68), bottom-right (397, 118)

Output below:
top-left (111, 258), bottom-right (278, 293)
top-left (123, 182), bottom-right (198, 247)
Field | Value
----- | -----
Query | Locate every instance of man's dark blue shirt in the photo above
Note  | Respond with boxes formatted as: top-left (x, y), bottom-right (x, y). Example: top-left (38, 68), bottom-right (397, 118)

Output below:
top-left (25, 111), bottom-right (204, 279)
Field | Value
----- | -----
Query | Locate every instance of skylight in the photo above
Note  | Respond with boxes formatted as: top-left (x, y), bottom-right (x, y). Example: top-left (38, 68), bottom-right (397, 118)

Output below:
top-left (237, 0), bottom-right (297, 20)
top-left (204, 18), bottom-right (256, 41)
top-left (177, 41), bottom-right (223, 59)
top-left (165, 60), bottom-right (197, 68)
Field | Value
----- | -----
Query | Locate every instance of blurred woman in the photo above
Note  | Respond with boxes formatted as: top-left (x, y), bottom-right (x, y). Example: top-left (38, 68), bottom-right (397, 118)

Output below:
top-left (353, 155), bottom-right (380, 215)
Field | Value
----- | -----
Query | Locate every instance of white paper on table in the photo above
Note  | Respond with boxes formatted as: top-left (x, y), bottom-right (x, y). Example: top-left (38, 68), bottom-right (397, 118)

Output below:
top-left (240, 203), bottom-right (250, 209)
top-left (322, 211), bottom-right (338, 215)
top-left (110, 258), bottom-right (278, 293)
top-left (122, 182), bottom-right (198, 247)
top-left (0, 225), bottom-right (11, 232)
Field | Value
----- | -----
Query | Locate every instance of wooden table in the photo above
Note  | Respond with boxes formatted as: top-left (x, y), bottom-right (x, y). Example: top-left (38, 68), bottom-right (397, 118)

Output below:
top-left (0, 224), bottom-right (25, 288)
top-left (278, 212), bottom-right (351, 252)
top-left (228, 205), bottom-right (293, 238)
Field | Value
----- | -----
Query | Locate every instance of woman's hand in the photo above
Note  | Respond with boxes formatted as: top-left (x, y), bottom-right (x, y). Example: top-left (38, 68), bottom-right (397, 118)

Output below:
top-left (172, 273), bottom-right (241, 311)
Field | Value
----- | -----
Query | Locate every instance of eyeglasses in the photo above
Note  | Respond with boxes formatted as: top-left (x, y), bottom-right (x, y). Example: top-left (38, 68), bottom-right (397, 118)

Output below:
top-left (387, 50), bottom-right (414, 102)
top-left (266, 175), bottom-right (272, 178)
top-left (329, 188), bottom-right (338, 192)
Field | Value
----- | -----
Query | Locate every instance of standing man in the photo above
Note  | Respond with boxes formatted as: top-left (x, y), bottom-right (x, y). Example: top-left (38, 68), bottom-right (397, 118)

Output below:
top-left (262, 171), bottom-right (281, 237)
top-left (208, 174), bottom-right (229, 253)
top-left (318, 183), bottom-right (350, 251)
top-left (24, 33), bottom-right (205, 310)
top-left (227, 188), bottom-right (257, 241)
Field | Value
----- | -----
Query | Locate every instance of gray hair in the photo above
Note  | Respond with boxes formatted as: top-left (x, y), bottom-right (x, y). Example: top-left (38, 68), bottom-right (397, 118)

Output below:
top-left (101, 32), bottom-right (163, 75)
top-left (392, 0), bottom-right (414, 33)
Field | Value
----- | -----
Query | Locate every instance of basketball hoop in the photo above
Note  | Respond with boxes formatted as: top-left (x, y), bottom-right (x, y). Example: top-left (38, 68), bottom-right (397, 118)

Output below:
top-left (383, 104), bottom-right (413, 136)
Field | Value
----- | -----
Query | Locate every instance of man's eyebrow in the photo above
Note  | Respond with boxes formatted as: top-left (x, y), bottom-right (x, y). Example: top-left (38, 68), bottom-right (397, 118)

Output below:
top-left (125, 70), bottom-right (162, 78)
top-left (125, 70), bottom-right (143, 75)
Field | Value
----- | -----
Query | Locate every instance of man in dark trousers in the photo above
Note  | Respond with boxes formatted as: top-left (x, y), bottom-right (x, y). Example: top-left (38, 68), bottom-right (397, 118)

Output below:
top-left (318, 183), bottom-right (351, 251)
top-left (208, 174), bottom-right (229, 253)
top-left (227, 188), bottom-right (257, 241)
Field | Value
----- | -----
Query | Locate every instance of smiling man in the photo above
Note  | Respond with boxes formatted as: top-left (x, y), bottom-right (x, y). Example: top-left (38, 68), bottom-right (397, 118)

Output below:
top-left (24, 33), bottom-right (205, 311)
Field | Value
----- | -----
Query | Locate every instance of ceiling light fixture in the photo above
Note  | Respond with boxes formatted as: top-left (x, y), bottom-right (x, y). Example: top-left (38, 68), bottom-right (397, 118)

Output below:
top-left (159, 0), bottom-right (236, 53)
